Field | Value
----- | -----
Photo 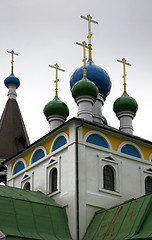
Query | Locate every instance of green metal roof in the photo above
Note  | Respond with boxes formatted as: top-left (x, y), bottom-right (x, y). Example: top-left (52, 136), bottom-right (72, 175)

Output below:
top-left (83, 194), bottom-right (152, 240)
top-left (0, 185), bottom-right (72, 240)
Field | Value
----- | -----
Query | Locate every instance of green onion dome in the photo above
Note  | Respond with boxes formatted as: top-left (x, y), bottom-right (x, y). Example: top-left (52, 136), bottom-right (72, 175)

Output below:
top-left (72, 76), bottom-right (98, 100)
top-left (113, 91), bottom-right (138, 115)
top-left (43, 96), bottom-right (69, 119)
top-left (102, 115), bottom-right (108, 125)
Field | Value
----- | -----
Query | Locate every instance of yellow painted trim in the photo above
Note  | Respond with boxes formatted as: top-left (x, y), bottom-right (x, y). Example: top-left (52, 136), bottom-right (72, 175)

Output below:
top-left (137, 144), bottom-right (152, 161)
top-left (82, 126), bottom-right (92, 138)
top-left (42, 137), bottom-right (55, 155)
top-left (64, 128), bottom-right (69, 137)
top-left (104, 133), bottom-right (124, 151)
top-left (83, 126), bottom-right (152, 161)
top-left (11, 130), bottom-right (69, 170)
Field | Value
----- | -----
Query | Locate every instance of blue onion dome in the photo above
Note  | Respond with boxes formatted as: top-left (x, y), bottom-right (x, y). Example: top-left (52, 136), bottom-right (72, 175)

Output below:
top-left (4, 73), bottom-right (20, 88)
top-left (102, 115), bottom-right (108, 125)
top-left (113, 91), bottom-right (138, 115)
top-left (72, 76), bottom-right (98, 99)
top-left (43, 96), bottom-right (69, 119)
top-left (70, 59), bottom-right (111, 99)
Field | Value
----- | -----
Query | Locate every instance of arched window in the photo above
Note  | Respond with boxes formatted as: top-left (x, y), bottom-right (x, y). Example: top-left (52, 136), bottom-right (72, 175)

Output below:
top-left (24, 182), bottom-right (30, 190)
top-left (13, 161), bottom-right (25, 174)
top-left (103, 165), bottom-right (114, 191)
top-left (52, 136), bottom-right (67, 152)
top-left (145, 176), bottom-right (152, 195)
top-left (49, 168), bottom-right (57, 193)
top-left (31, 149), bottom-right (45, 164)
top-left (121, 144), bottom-right (141, 158)
top-left (86, 134), bottom-right (108, 148)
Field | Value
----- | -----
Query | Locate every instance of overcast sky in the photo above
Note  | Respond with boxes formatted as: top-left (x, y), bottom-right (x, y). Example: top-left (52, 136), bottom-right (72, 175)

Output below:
top-left (0, 0), bottom-right (152, 143)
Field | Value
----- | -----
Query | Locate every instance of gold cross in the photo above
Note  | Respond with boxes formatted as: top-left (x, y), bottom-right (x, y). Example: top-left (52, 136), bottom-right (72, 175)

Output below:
top-left (80, 14), bottom-right (98, 60)
top-left (117, 58), bottom-right (131, 92)
top-left (76, 41), bottom-right (92, 77)
top-left (7, 50), bottom-right (18, 74)
top-left (49, 63), bottom-right (64, 97)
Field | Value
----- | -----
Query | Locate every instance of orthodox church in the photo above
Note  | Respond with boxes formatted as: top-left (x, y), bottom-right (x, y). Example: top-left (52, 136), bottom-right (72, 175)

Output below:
top-left (0, 15), bottom-right (152, 240)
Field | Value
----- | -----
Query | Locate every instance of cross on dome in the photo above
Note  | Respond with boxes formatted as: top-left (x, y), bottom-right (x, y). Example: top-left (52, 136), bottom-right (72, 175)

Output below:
top-left (80, 14), bottom-right (98, 60)
top-left (49, 63), bottom-right (64, 97)
top-left (76, 41), bottom-right (92, 77)
top-left (7, 50), bottom-right (18, 74)
top-left (117, 58), bottom-right (131, 92)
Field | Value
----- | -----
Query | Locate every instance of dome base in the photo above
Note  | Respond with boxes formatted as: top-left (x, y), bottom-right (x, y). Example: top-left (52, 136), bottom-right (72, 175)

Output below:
top-left (92, 93), bottom-right (104, 124)
top-left (47, 115), bottom-right (66, 132)
top-left (76, 96), bottom-right (95, 122)
top-left (117, 111), bottom-right (135, 134)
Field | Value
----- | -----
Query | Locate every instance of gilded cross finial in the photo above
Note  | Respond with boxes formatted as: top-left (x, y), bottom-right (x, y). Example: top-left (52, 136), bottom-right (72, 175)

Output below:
top-left (49, 63), bottom-right (64, 97)
top-left (7, 50), bottom-right (18, 74)
top-left (117, 58), bottom-right (131, 92)
top-left (76, 41), bottom-right (92, 77)
top-left (80, 14), bottom-right (98, 60)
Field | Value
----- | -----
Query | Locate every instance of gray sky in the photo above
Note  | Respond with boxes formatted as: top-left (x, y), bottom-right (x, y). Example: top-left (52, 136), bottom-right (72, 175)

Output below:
top-left (0, 0), bottom-right (152, 143)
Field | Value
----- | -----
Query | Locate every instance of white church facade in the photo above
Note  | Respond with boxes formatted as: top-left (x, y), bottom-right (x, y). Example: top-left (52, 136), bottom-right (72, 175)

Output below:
top-left (3, 117), bottom-right (152, 239)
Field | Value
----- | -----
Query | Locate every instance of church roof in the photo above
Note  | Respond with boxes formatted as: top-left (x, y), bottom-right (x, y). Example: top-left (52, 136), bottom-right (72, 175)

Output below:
top-left (0, 98), bottom-right (30, 160)
top-left (83, 194), bottom-right (152, 240)
top-left (0, 185), bottom-right (72, 239)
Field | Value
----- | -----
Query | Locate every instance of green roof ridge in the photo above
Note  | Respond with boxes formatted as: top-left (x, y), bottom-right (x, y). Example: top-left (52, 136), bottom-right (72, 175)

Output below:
top-left (0, 185), bottom-right (60, 207)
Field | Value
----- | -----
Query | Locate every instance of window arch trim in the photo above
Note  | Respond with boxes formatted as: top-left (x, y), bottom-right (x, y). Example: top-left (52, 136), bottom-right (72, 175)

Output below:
top-left (12, 158), bottom-right (27, 175)
top-left (84, 130), bottom-right (112, 150)
top-left (49, 167), bottom-right (58, 193)
top-left (24, 181), bottom-right (31, 190)
top-left (148, 153), bottom-right (152, 162)
top-left (50, 133), bottom-right (68, 153)
top-left (30, 146), bottom-right (47, 165)
top-left (103, 165), bottom-right (115, 191)
top-left (118, 141), bottom-right (144, 159)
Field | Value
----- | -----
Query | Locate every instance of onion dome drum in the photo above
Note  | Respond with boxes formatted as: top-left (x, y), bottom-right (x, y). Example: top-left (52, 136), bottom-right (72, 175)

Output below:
top-left (70, 59), bottom-right (111, 98)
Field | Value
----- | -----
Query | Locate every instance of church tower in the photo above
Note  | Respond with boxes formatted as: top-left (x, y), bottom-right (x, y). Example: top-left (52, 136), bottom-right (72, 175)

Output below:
top-left (0, 50), bottom-right (30, 184)
top-left (113, 58), bottom-right (138, 134)
top-left (72, 41), bottom-right (98, 121)
top-left (43, 63), bottom-right (69, 131)
top-left (70, 14), bottom-right (111, 124)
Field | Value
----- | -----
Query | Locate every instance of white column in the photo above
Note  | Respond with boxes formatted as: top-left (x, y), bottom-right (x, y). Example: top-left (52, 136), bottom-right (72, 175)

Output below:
top-left (7, 84), bottom-right (17, 99)
top-left (92, 93), bottom-right (105, 124)
top-left (117, 111), bottom-right (135, 134)
top-left (47, 115), bottom-right (66, 131)
top-left (76, 96), bottom-right (95, 122)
